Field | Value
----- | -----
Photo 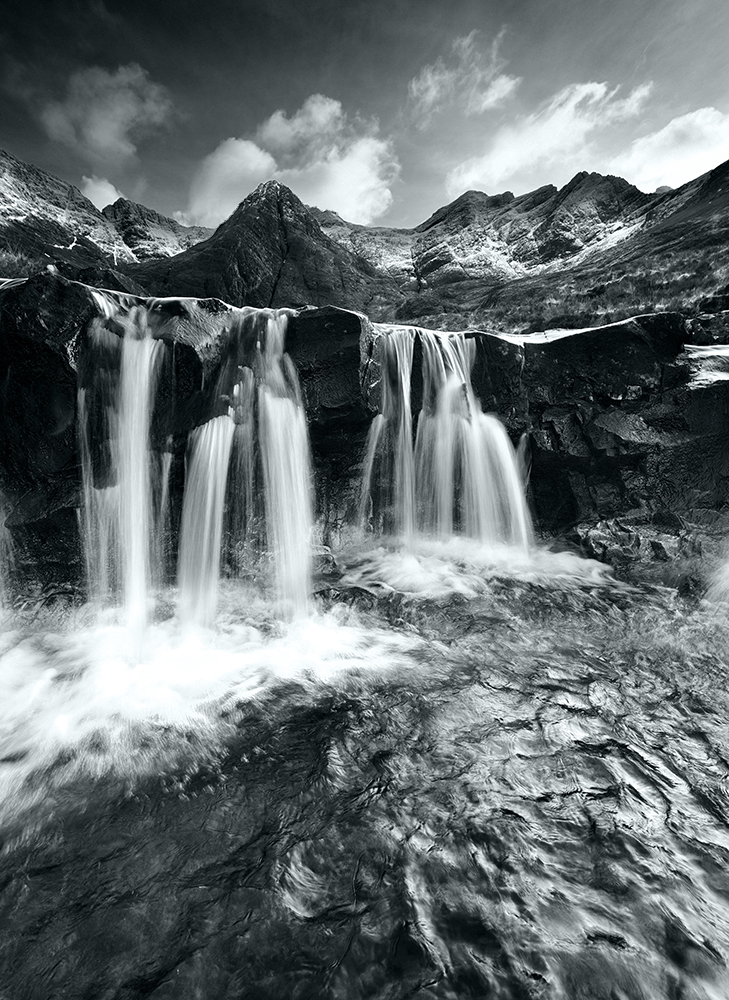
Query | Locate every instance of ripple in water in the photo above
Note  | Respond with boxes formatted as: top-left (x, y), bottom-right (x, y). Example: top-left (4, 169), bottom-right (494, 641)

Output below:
top-left (1, 544), bottom-right (729, 999)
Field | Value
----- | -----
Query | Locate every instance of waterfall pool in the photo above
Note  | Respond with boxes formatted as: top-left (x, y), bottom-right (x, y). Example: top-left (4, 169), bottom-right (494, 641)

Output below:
top-left (1, 545), bottom-right (729, 1000)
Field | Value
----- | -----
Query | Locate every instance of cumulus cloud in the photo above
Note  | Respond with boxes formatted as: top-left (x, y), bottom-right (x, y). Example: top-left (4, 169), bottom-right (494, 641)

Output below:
top-left (183, 139), bottom-right (277, 225)
top-left (408, 30), bottom-right (520, 126)
top-left (183, 94), bottom-right (399, 227)
top-left (256, 94), bottom-right (344, 159)
top-left (81, 174), bottom-right (125, 209)
top-left (609, 107), bottom-right (729, 192)
top-left (446, 81), bottom-right (652, 197)
top-left (40, 63), bottom-right (172, 169)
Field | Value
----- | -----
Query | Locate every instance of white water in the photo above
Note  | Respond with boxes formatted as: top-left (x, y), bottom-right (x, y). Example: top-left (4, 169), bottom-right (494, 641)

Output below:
top-left (361, 326), bottom-right (532, 551)
top-left (174, 311), bottom-right (313, 621)
top-left (360, 327), bottom-right (416, 540)
top-left (258, 317), bottom-right (313, 616)
top-left (178, 416), bottom-right (236, 627)
top-left (116, 314), bottom-right (164, 639)
top-left (79, 311), bottom-right (164, 640)
top-left (0, 537), bottom-right (620, 827)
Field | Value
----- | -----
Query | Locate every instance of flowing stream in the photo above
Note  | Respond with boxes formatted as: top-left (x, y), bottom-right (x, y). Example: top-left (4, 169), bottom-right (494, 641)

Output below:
top-left (1, 314), bottom-right (729, 999)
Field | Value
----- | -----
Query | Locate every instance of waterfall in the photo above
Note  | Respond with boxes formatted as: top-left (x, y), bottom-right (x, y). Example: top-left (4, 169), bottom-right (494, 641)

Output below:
top-left (117, 315), bottom-right (164, 635)
top-left (177, 416), bottom-right (236, 628)
top-left (258, 316), bottom-right (313, 617)
top-left (359, 327), bottom-right (416, 541)
top-left (79, 305), bottom-right (164, 637)
top-left (361, 326), bottom-right (532, 550)
top-left (176, 310), bottom-right (313, 621)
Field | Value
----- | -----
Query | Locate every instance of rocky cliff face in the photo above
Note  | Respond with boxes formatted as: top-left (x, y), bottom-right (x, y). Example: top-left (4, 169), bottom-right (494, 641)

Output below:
top-left (2, 273), bottom-right (729, 586)
top-left (314, 172), bottom-right (650, 295)
top-left (0, 148), bottom-right (135, 269)
top-left (101, 199), bottom-right (213, 260)
top-left (0, 148), bottom-right (211, 272)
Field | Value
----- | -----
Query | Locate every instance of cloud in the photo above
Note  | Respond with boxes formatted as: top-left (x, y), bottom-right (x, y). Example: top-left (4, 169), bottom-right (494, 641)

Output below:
top-left (80, 175), bottom-right (125, 209)
top-left (256, 94), bottom-right (344, 159)
top-left (40, 63), bottom-right (172, 170)
top-left (446, 81), bottom-right (652, 197)
top-left (182, 94), bottom-right (399, 226)
top-left (183, 139), bottom-right (277, 225)
top-left (609, 107), bottom-right (729, 192)
top-left (408, 30), bottom-right (520, 126)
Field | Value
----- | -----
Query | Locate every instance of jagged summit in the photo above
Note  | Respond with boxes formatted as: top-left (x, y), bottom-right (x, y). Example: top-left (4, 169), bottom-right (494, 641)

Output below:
top-left (0, 146), bottom-right (134, 267)
top-left (0, 148), bottom-right (212, 269)
top-left (124, 175), bottom-right (403, 316)
top-left (2, 147), bottom-right (729, 327)
top-left (102, 198), bottom-right (212, 260)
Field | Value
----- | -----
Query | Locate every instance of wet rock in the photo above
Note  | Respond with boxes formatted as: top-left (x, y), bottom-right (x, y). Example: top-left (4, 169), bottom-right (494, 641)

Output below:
top-left (3, 273), bottom-right (729, 589)
top-left (523, 313), bottom-right (729, 534)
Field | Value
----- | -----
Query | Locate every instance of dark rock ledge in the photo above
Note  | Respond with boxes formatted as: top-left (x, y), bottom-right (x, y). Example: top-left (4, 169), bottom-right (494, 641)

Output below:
top-left (2, 273), bottom-right (729, 586)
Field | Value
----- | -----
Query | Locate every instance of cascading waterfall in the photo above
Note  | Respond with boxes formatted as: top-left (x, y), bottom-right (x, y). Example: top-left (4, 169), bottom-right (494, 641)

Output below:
top-left (117, 315), bottom-right (164, 636)
top-left (258, 316), bottom-right (314, 617)
top-left (79, 303), bottom-right (165, 637)
top-left (225, 369), bottom-right (258, 576)
top-left (361, 326), bottom-right (532, 550)
top-left (359, 327), bottom-right (416, 540)
top-left (176, 310), bottom-right (313, 622)
top-left (177, 415), bottom-right (236, 628)
top-left (80, 297), bottom-right (313, 631)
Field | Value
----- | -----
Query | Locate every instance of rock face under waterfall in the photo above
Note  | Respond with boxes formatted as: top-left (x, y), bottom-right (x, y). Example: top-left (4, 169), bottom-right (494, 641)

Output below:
top-left (2, 271), bottom-right (729, 585)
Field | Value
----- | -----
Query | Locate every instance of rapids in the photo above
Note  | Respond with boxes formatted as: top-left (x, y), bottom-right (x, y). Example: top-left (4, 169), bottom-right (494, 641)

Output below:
top-left (2, 305), bottom-right (729, 998)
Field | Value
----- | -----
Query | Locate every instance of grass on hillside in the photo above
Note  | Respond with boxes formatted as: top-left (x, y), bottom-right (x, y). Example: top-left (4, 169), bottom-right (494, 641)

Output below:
top-left (0, 247), bottom-right (45, 279)
top-left (412, 249), bottom-right (729, 334)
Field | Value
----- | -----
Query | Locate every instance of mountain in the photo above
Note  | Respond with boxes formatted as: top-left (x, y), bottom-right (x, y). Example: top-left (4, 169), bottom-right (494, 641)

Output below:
top-left (101, 199), bottom-right (213, 260)
top-left (0, 147), bottom-right (134, 269)
top-left (125, 181), bottom-right (405, 319)
top-left (312, 171), bottom-right (651, 289)
top-left (312, 161), bottom-right (729, 329)
top-left (0, 148), bottom-right (211, 272)
top-left (2, 145), bottom-right (729, 331)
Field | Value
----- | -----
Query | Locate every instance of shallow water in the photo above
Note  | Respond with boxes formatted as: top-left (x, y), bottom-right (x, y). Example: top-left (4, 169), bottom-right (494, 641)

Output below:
top-left (2, 543), bottom-right (729, 999)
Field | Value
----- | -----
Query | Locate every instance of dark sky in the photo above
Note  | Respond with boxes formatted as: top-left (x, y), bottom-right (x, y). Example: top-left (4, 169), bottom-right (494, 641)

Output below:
top-left (2, 0), bottom-right (729, 226)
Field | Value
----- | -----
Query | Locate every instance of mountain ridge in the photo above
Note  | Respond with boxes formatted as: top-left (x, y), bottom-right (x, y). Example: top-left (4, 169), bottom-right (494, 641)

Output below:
top-left (2, 146), bottom-right (729, 330)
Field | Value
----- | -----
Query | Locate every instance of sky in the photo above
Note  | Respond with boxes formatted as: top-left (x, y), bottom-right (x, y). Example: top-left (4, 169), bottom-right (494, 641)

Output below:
top-left (2, 0), bottom-right (729, 228)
